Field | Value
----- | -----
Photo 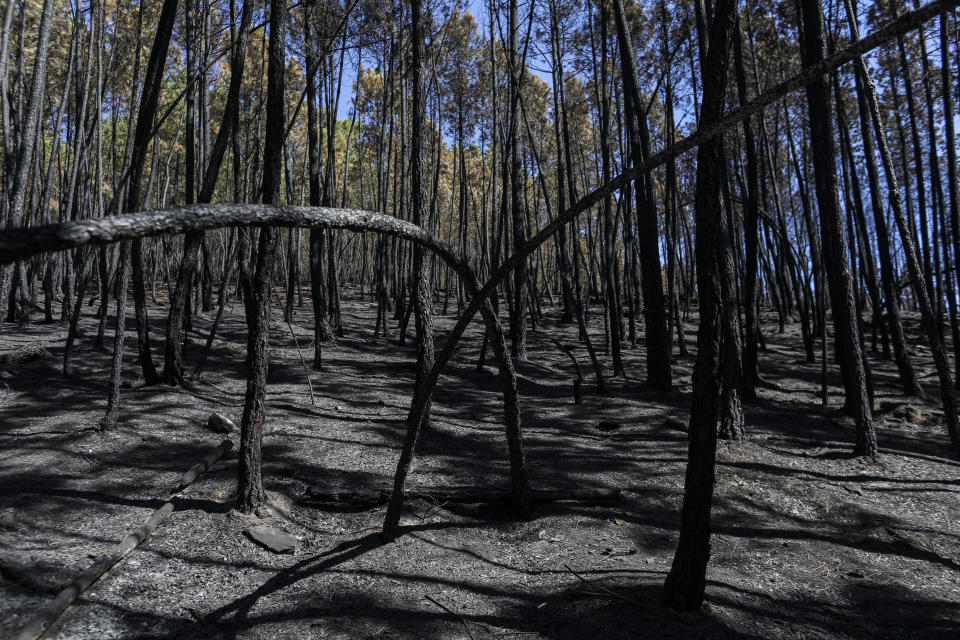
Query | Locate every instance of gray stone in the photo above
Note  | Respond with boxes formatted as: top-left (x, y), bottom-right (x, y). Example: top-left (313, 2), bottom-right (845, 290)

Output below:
top-left (207, 413), bottom-right (236, 434)
top-left (244, 525), bottom-right (297, 554)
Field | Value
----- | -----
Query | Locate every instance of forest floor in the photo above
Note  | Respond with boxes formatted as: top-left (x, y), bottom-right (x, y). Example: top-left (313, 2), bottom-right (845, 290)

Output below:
top-left (1, 293), bottom-right (959, 639)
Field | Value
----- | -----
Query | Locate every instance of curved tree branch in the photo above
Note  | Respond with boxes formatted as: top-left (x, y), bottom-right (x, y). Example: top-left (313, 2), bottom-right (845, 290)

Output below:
top-left (0, 203), bottom-right (529, 522)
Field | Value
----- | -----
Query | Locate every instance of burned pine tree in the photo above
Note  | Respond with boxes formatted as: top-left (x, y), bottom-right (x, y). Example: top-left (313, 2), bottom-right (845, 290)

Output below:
top-left (799, 0), bottom-right (878, 458)
top-left (3, 1), bottom-right (960, 636)
top-left (662, 0), bottom-right (737, 611)
top-left (237, 0), bottom-right (286, 512)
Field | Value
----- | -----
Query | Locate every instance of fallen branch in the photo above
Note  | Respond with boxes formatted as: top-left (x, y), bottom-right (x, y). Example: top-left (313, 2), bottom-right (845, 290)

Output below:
top-left (564, 563), bottom-right (644, 608)
top-left (300, 485), bottom-right (620, 508)
top-left (535, 334), bottom-right (583, 404)
top-left (13, 439), bottom-right (234, 640)
top-left (170, 439), bottom-right (234, 494)
top-left (0, 344), bottom-right (50, 370)
top-left (424, 594), bottom-right (479, 640)
top-left (272, 287), bottom-right (316, 406)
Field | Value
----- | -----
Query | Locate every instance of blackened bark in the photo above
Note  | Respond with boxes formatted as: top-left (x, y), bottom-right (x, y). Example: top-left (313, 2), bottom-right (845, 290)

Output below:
top-left (63, 252), bottom-right (91, 378)
top-left (733, 16), bottom-right (760, 400)
top-left (661, 0), bottom-right (687, 358)
top-left (549, 2), bottom-right (575, 325)
top-left (383, 0), bottom-right (437, 538)
top-left (238, 0), bottom-right (285, 513)
top-left (942, 12), bottom-right (960, 336)
top-left (102, 241), bottom-right (131, 430)
top-left (126, 0), bottom-right (181, 386)
top-left (844, 0), bottom-right (922, 398)
top-left (39, 17), bottom-right (79, 324)
top-left (848, 2), bottom-right (960, 456)
top-left (306, 3), bottom-right (333, 359)
top-left (130, 239), bottom-right (159, 384)
top-left (508, 0), bottom-right (527, 360)
top-left (719, 192), bottom-right (745, 440)
top-left (612, 0), bottom-right (672, 390)
top-left (798, 0), bottom-right (877, 458)
top-left (0, 0), bottom-right (55, 325)
top-left (598, 2), bottom-right (624, 378)
top-left (162, 0), bottom-right (201, 385)
top-left (104, 0), bottom-right (180, 420)
top-left (663, 0), bottom-right (736, 611)
top-left (324, 52), bottom-right (344, 336)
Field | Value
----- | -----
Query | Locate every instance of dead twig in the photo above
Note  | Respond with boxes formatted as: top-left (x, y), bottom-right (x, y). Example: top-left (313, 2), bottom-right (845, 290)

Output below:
top-left (563, 563), bottom-right (643, 608)
top-left (272, 288), bottom-right (317, 406)
top-left (13, 440), bottom-right (234, 640)
top-left (424, 594), bottom-right (479, 640)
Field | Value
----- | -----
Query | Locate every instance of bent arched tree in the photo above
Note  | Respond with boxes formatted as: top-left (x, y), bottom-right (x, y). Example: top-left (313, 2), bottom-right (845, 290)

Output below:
top-left (370, 1), bottom-right (960, 512)
top-left (0, 202), bottom-right (530, 516)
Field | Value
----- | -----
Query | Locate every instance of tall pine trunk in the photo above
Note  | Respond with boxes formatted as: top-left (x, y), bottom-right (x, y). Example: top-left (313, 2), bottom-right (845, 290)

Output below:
top-left (237, 0), bottom-right (285, 512)
top-left (799, 0), bottom-right (877, 458)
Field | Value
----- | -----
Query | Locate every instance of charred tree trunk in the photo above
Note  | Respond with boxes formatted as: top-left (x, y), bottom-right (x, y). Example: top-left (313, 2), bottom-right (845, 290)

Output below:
top-left (102, 0), bottom-right (179, 425)
top-left (305, 1), bottom-right (333, 365)
top-left (847, 1), bottom-right (960, 456)
top-left (508, 0), bottom-right (527, 360)
top-left (161, 0), bottom-right (201, 385)
top-left (383, 0), bottom-right (437, 538)
top-left (612, 0), bottom-right (672, 390)
top-left (0, 0), bottom-right (54, 326)
top-left (237, 0), bottom-right (285, 513)
top-left (733, 15), bottom-right (761, 400)
top-left (663, 0), bottom-right (736, 611)
top-left (844, 0), bottom-right (922, 398)
top-left (799, 0), bottom-right (877, 458)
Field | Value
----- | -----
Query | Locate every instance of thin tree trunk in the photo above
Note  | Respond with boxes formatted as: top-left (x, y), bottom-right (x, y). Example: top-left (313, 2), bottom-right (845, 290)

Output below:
top-left (0, 0), bottom-right (55, 326)
top-left (849, 1), bottom-right (960, 456)
top-left (161, 0), bottom-right (200, 385)
top-left (663, 0), bottom-right (737, 611)
top-left (508, 0), bottom-right (527, 360)
top-left (799, 0), bottom-right (877, 458)
top-left (383, 0), bottom-right (437, 538)
top-left (733, 15), bottom-right (761, 399)
top-left (237, 0), bottom-right (285, 513)
top-left (612, 0), bottom-right (672, 390)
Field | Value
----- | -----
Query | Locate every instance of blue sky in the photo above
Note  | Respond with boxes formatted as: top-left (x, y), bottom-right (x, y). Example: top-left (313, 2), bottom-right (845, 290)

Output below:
top-left (333, 0), bottom-right (553, 120)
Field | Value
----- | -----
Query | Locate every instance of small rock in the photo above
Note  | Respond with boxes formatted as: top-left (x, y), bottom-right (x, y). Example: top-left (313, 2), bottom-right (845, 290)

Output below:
top-left (207, 413), bottom-right (236, 434)
top-left (664, 417), bottom-right (687, 432)
top-left (844, 483), bottom-right (864, 496)
top-left (244, 525), bottom-right (297, 554)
